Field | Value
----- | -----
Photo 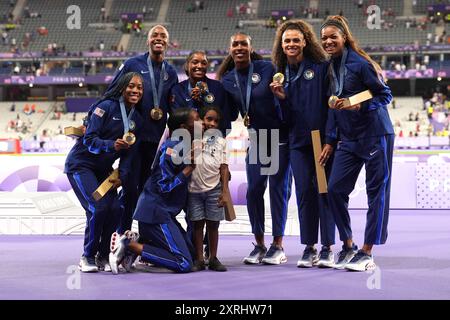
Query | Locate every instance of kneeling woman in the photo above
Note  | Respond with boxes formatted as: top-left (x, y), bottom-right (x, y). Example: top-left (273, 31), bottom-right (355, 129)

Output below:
top-left (109, 108), bottom-right (199, 274)
top-left (65, 72), bottom-right (144, 272)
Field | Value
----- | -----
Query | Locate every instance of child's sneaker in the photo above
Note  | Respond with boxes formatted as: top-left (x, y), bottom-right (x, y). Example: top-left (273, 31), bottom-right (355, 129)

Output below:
top-left (208, 257), bottom-right (227, 272)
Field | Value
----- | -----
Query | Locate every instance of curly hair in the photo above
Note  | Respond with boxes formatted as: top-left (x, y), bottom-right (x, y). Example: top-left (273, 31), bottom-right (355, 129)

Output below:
top-left (216, 32), bottom-right (263, 80)
top-left (271, 19), bottom-right (328, 73)
top-left (321, 15), bottom-right (385, 81)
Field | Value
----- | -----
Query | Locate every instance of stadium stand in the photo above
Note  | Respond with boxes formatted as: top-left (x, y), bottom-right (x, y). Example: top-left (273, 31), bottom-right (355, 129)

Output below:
top-left (7, 0), bottom-right (121, 53)
top-left (109, 0), bottom-right (161, 22)
top-left (0, 0), bottom-right (448, 150)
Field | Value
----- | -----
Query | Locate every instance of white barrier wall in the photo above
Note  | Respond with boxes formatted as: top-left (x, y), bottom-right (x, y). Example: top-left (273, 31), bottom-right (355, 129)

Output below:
top-left (0, 154), bottom-right (449, 235)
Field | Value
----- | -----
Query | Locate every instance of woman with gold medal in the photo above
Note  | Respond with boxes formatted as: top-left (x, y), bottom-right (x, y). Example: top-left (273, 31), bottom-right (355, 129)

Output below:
top-left (170, 51), bottom-right (238, 136)
top-left (104, 25), bottom-right (178, 192)
top-left (320, 16), bottom-right (394, 272)
top-left (64, 72), bottom-right (144, 273)
top-left (99, 25), bottom-right (178, 240)
top-left (270, 20), bottom-right (336, 269)
top-left (217, 32), bottom-right (292, 266)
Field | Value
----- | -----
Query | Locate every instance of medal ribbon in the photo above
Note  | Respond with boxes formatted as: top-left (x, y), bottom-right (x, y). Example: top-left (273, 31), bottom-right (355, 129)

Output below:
top-left (330, 46), bottom-right (348, 96)
top-left (147, 57), bottom-right (166, 108)
top-left (119, 96), bottom-right (135, 134)
top-left (234, 62), bottom-right (253, 115)
top-left (284, 61), bottom-right (305, 87)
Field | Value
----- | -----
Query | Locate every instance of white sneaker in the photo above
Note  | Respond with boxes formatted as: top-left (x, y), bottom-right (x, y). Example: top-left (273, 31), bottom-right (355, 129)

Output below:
top-left (243, 243), bottom-right (267, 264)
top-left (79, 256), bottom-right (98, 273)
top-left (315, 246), bottom-right (334, 268)
top-left (297, 247), bottom-right (319, 268)
top-left (109, 232), bottom-right (128, 275)
top-left (345, 250), bottom-right (376, 272)
top-left (261, 244), bottom-right (287, 265)
top-left (334, 244), bottom-right (358, 270)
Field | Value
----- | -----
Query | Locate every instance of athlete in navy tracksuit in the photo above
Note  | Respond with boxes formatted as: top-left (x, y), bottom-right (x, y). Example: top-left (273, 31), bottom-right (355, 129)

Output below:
top-left (270, 20), bottom-right (336, 268)
top-left (108, 108), bottom-right (199, 274)
top-left (217, 32), bottom-right (292, 265)
top-left (321, 16), bottom-right (394, 271)
top-left (104, 26), bottom-right (178, 233)
top-left (65, 72), bottom-right (144, 273)
top-left (169, 51), bottom-right (238, 136)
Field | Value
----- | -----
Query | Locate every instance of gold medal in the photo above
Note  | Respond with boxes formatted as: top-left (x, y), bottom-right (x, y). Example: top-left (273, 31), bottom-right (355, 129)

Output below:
top-left (273, 72), bottom-right (285, 84)
top-left (195, 81), bottom-right (208, 95)
top-left (243, 113), bottom-right (250, 127)
top-left (204, 93), bottom-right (215, 104)
top-left (123, 132), bottom-right (136, 145)
top-left (150, 107), bottom-right (163, 120)
top-left (328, 95), bottom-right (339, 109)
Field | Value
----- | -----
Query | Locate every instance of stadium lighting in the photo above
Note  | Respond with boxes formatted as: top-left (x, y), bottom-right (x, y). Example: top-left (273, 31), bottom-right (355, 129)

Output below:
top-left (437, 77), bottom-right (442, 81)
top-left (28, 83), bottom-right (33, 87)
top-left (78, 82), bottom-right (84, 87)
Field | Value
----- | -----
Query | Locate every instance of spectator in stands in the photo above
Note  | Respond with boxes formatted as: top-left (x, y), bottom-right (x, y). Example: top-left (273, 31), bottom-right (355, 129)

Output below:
top-left (321, 15), bottom-right (394, 272)
top-left (270, 20), bottom-right (335, 268)
top-left (217, 32), bottom-right (292, 266)
top-left (10, 102), bottom-right (15, 112)
top-left (24, 6), bottom-right (30, 18)
top-left (65, 72), bottom-right (145, 273)
top-left (2, 30), bottom-right (8, 45)
top-left (409, 111), bottom-right (414, 121)
top-left (100, 6), bottom-right (106, 22)
top-left (24, 104), bottom-right (32, 115)
top-left (415, 112), bottom-right (420, 121)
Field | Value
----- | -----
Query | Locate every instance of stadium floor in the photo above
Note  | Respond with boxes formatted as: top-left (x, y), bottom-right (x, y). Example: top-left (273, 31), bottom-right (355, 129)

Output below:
top-left (1, 209), bottom-right (449, 300)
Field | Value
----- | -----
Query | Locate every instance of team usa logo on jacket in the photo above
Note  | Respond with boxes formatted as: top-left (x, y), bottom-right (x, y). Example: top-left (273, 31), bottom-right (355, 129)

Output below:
top-left (251, 73), bottom-right (261, 84)
top-left (164, 72), bottom-right (169, 81)
top-left (304, 69), bottom-right (314, 80)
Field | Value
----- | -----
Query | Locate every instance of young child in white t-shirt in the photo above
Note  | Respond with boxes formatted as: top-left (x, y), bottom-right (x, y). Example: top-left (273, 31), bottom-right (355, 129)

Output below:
top-left (188, 105), bottom-right (230, 272)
